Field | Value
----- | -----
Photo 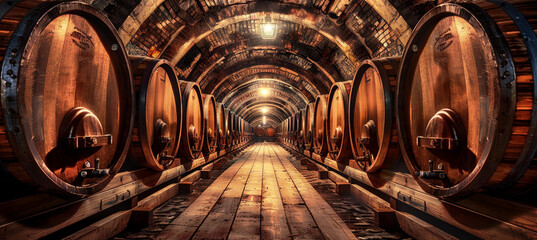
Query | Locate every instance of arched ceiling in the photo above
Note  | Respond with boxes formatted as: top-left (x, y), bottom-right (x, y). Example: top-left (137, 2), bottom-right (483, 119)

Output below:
top-left (88, 0), bottom-right (434, 128)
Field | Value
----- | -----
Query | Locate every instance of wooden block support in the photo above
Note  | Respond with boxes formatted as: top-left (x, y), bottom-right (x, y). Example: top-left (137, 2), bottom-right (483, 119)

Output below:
top-left (335, 182), bottom-right (350, 195)
top-left (314, 163), bottom-right (328, 179)
top-left (350, 184), bottom-right (397, 230)
top-left (130, 207), bottom-right (153, 228)
top-left (201, 163), bottom-right (214, 179)
top-left (328, 171), bottom-right (350, 195)
top-left (300, 158), bottom-right (309, 165)
top-left (130, 183), bottom-right (179, 228)
top-left (178, 182), bottom-right (194, 194)
top-left (306, 160), bottom-right (318, 170)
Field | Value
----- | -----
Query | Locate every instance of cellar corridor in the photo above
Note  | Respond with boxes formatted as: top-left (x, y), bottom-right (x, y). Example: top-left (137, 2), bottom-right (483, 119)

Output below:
top-left (1, 0), bottom-right (536, 239)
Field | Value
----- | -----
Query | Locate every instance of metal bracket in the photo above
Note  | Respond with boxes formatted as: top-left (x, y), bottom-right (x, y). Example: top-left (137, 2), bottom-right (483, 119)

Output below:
top-left (80, 158), bottom-right (110, 178)
top-left (417, 160), bottom-right (446, 179)
top-left (68, 134), bottom-right (112, 148)
top-left (417, 136), bottom-right (458, 150)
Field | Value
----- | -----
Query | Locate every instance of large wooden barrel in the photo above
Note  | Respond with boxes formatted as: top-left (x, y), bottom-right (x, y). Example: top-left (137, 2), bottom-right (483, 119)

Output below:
top-left (255, 127), bottom-right (265, 136)
top-left (291, 113), bottom-right (297, 144)
top-left (216, 103), bottom-right (226, 150)
top-left (232, 113), bottom-right (239, 144)
top-left (227, 111), bottom-right (235, 147)
top-left (266, 128), bottom-right (276, 137)
top-left (239, 117), bottom-right (244, 143)
top-left (326, 82), bottom-right (353, 161)
top-left (0, 2), bottom-right (134, 196)
top-left (178, 82), bottom-right (205, 160)
top-left (304, 103), bottom-right (315, 151)
top-left (283, 118), bottom-right (288, 142)
top-left (396, 2), bottom-right (537, 197)
top-left (202, 94), bottom-right (217, 155)
top-left (349, 57), bottom-right (400, 172)
top-left (130, 57), bottom-right (181, 171)
top-left (313, 95), bottom-right (329, 155)
top-left (296, 110), bottom-right (305, 148)
top-left (225, 109), bottom-right (233, 148)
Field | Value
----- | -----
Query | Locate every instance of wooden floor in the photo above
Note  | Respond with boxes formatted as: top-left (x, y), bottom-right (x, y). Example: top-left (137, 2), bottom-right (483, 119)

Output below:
top-left (156, 143), bottom-right (357, 240)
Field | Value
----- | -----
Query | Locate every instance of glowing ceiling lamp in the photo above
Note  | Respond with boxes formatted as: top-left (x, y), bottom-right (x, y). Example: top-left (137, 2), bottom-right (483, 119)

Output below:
top-left (261, 107), bottom-right (268, 113)
top-left (260, 88), bottom-right (270, 96)
top-left (261, 14), bottom-right (277, 39)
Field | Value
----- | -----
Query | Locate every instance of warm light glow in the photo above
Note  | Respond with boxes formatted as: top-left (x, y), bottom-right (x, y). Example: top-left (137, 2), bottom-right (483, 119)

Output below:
top-left (262, 108), bottom-right (268, 113)
top-left (260, 88), bottom-right (270, 96)
top-left (261, 23), bottom-right (277, 39)
top-left (263, 116), bottom-right (267, 124)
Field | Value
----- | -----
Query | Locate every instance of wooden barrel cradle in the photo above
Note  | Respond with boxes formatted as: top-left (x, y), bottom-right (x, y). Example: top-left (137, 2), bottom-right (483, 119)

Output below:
top-left (396, 2), bottom-right (537, 197)
top-left (178, 81), bottom-right (205, 160)
top-left (349, 57), bottom-right (401, 172)
top-left (313, 95), bottom-right (329, 156)
top-left (0, 2), bottom-right (134, 196)
top-left (129, 57), bottom-right (181, 171)
top-left (216, 103), bottom-right (226, 150)
top-left (304, 103), bottom-right (315, 151)
top-left (202, 94), bottom-right (217, 155)
top-left (266, 127), bottom-right (276, 137)
top-left (326, 82), bottom-right (353, 162)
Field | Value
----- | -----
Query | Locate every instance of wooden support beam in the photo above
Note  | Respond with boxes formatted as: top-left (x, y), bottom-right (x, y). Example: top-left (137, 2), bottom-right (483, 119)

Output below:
top-left (178, 182), bottom-right (194, 194)
top-left (201, 163), bottom-right (214, 179)
top-left (396, 212), bottom-right (457, 240)
top-left (0, 166), bottom-right (183, 239)
top-left (63, 210), bottom-right (132, 240)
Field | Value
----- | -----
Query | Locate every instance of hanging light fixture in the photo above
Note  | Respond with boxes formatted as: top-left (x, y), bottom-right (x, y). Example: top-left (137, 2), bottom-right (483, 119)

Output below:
top-left (261, 13), bottom-right (277, 39)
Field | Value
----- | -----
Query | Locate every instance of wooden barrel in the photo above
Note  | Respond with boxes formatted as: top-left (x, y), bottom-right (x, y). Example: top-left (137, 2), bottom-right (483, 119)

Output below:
top-left (282, 118), bottom-right (288, 142)
top-left (232, 113), bottom-right (239, 144)
top-left (130, 57), bottom-right (181, 171)
top-left (202, 94), bottom-right (217, 155)
top-left (326, 82), bottom-right (353, 161)
top-left (291, 113), bottom-right (297, 144)
top-left (239, 117), bottom-right (244, 143)
top-left (295, 110), bottom-right (304, 148)
top-left (396, 2), bottom-right (537, 197)
top-left (304, 103), bottom-right (315, 151)
top-left (225, 109), bottom-right (233, 148)
top-left (349, 57), bottom-right (400, 172)
top-left (216, 103), bottom-right (226, 150)
top-left (266, 128), bottom-right (276, 137)
top-left (178, 82), bottom-right (205, 160)
top-left (313, 95), bottom-right (329, 155)
top-left (227, 111), bottom-right (235, 147)
top-left (255, 127), bottom-right (265, 136)
top-left (0, 2), bottom-right (134, 196)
